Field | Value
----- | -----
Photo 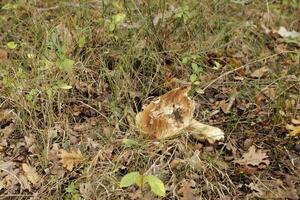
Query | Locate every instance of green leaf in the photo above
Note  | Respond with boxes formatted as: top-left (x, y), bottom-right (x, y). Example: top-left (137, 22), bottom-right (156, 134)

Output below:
top-left (78, 36), bottom-right (86, 48)
top-left (113, 13), bottom-right (126, 24)
top-left (7, 41), bottom-right (17, 49)
top-left (190, 54), bottom-right (200, 60)
top-left (65, 182), bottom-right (78, 194)
top-left (109, 13), bottom-right (126, 32)
top-left (181, 57), bottom-right (188, 65)
top-left (195, 87), bottom-right (205, 94)
top-left (191, 63), bottom-right (199, 73)
top-left (213, 61), bottom-right (221, 70)
top-left (56, 58), bottom-right (74, 72)
top-left (122, 138), bottom-right (139, 147)
top-left (190, 74), bottom-right (197, 82)
top-left (145, 175), bottom-right (165, 197)
top-left (120, 172), bottom-right (141, 188)
top-left (135, 174), bottom-right (144, 187)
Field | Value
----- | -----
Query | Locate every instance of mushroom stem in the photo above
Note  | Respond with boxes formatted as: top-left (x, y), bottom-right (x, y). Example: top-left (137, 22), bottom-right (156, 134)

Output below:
top-left (187, 119), bottom-right (224, 143)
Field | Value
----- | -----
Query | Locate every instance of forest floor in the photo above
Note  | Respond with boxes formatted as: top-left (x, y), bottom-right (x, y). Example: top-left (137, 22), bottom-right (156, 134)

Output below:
top-left (0, 0), bottom-right (299, 199)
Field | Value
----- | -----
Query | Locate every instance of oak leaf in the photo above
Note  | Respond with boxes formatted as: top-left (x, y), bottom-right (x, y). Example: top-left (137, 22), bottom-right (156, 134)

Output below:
top-left (248, 179), bottom-right (298, 199)
top-left (234, 145), bottom-right (269, 167)
top-left (22, 163), bottom-right (40, 185)
top-left (58, 149), bottom-right (84, 171)
top-left (250, 66), bottom-right (270, 78)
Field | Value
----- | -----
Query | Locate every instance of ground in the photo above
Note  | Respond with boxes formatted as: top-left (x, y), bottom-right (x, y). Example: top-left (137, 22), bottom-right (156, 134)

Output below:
top-left (0, 0), bottom-right (299, 199)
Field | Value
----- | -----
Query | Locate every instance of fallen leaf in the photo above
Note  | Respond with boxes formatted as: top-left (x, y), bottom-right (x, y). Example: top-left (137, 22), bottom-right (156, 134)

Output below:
top-left (286, 117), bottom-right (300, 136)
top-left (248, 179), bottom-right (298, 200)
top-left (153, 5), bottom-right (175, 26)
top-left (286, 125), bottom-right (300, 137)
top-left (250, 66), bottom-right (270, 78)
top-left (262, 88), bottom-right (276, 100)
top-left (19, 174), bottom-right (32, 191)
top-left (170, 158), bottom-right (185, 169)
top-left (24, 135), bottom-right (37, 153)
top-left (179, 180), bottom-right (196, 200)
top-left (58, 149), bottom-right (84, 171)
top-left (22, 163), bottom-right (40, 185)
top-left (277, 26), bottom-right (300, 39)
top-left (0, 49), bottom-right (8, 60)
top-left (79, 182), bottom-right (94, 200)
top-left (219, 100), bottom-right (228, 113)
top-left (56, 23), bottom-right (73, 49)
top-left (0, 161), bottom-right (16, 171)
top-left (0, 109), bottom-right (14, 123)
top-left (234, 145), bottom-right (270, 167)
top-left (1, 123), bottom-right (16, 137)
top-left (187, 150), bottom-right (205, 171)
top-left (6, 41), bottom-right (17, 49)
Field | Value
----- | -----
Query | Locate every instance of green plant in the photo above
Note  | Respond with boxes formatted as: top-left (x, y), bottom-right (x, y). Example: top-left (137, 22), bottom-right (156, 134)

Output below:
top-left (109, 13), bottom-right (126, 32)
top-left (64, 182), bottom-right (81, 200)
top-left (174, 5), bottom-right (192, 24)
top-left (6, 41), bottom-right (17, 49)
top-left (120, 171), bottom-right (165, 197)
top-left (181, 55), bottom-right (203, 84)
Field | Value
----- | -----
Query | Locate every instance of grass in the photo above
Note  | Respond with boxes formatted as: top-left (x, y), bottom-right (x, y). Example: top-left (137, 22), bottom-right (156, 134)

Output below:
top-left (0, 0), bottom-right (299, 199)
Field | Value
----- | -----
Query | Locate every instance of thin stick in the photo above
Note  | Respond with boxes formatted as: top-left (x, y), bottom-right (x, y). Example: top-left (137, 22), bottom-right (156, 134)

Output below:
top-left (202, 51), bottom-right (294, 91)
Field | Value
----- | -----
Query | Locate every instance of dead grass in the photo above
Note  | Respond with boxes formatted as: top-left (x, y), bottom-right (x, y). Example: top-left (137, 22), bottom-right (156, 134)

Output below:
top-left (0, 0), bottom-right (299, 199)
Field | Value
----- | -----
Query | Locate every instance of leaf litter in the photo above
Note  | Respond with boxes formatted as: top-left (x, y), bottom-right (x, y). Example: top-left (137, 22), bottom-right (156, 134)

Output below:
top-left (286, 117), bottom-right (300, 136)
top-left (234, 145), bottom-right (270, 167)
top-left (0, 1), bottom-right (299, 199)
top-left (58, 149), bottom-right (84, 171)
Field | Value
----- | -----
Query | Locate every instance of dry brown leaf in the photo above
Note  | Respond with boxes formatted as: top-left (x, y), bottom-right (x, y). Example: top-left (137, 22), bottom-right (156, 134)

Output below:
top-left (234, 145), bottom-right (270, 167)
top-left (286, 117), bottom-right (300, 136)
top-left (262, 88), bottom-right (276, 100)
top-left (22, 163), bottom-right (40, 185)
top-left (153, 5), bottom-right (175, 26)
top-left (1, 123), bottom-right (16, 137)
top-left (24, 135), bottom-right (37, 153)
top-left (219, 100), bottom-right (228, 113)
top-left (0, 49), bottom-right (8, 60)
top-left (0, 109), bottom-right (14, 123)
top-left (248, 179), bottom-right (298, 200)
top-left (250, 66), bottom-right (270, 78)
top-left (180, 181), bottom-right (196, 200)
top-left (219, 93), bottom-right (236, 114)
top-left (136, 86), bottom-right (224, 143)
top-left (58, 149), bottom-right (84, 171)
top-left (56, 23), bottom-right (73, 51)
top-left (19, 174), bottom-right (32, 191)
top-left (80, 182), bottom-right (94, 200)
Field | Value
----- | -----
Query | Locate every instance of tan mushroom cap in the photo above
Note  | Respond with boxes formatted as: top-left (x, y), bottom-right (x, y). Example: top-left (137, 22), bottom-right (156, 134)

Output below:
top-left (136, 86), bottom-right (194, 139)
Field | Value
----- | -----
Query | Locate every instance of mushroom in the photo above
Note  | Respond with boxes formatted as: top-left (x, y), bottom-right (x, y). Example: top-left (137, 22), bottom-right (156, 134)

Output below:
top-left (136, 86), bottom-right (224, 143)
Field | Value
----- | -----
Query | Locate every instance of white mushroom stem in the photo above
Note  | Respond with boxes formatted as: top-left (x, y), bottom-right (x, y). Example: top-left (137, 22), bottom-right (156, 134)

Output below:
top-left (187, 119), bottom-right (225, 143)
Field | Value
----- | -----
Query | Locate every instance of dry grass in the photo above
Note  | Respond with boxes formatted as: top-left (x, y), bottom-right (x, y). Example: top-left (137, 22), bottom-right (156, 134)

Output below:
top-left (0, 0), bottom-right (299, 199)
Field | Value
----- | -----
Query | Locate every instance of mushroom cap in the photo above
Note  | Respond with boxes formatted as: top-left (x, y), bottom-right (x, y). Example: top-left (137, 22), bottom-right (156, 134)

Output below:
top-left (136, 86), bottom-right (195, 139)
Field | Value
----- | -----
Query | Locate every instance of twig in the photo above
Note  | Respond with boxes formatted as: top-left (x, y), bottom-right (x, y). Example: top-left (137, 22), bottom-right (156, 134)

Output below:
top-left (202, 51), bottom-right (294, 91)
